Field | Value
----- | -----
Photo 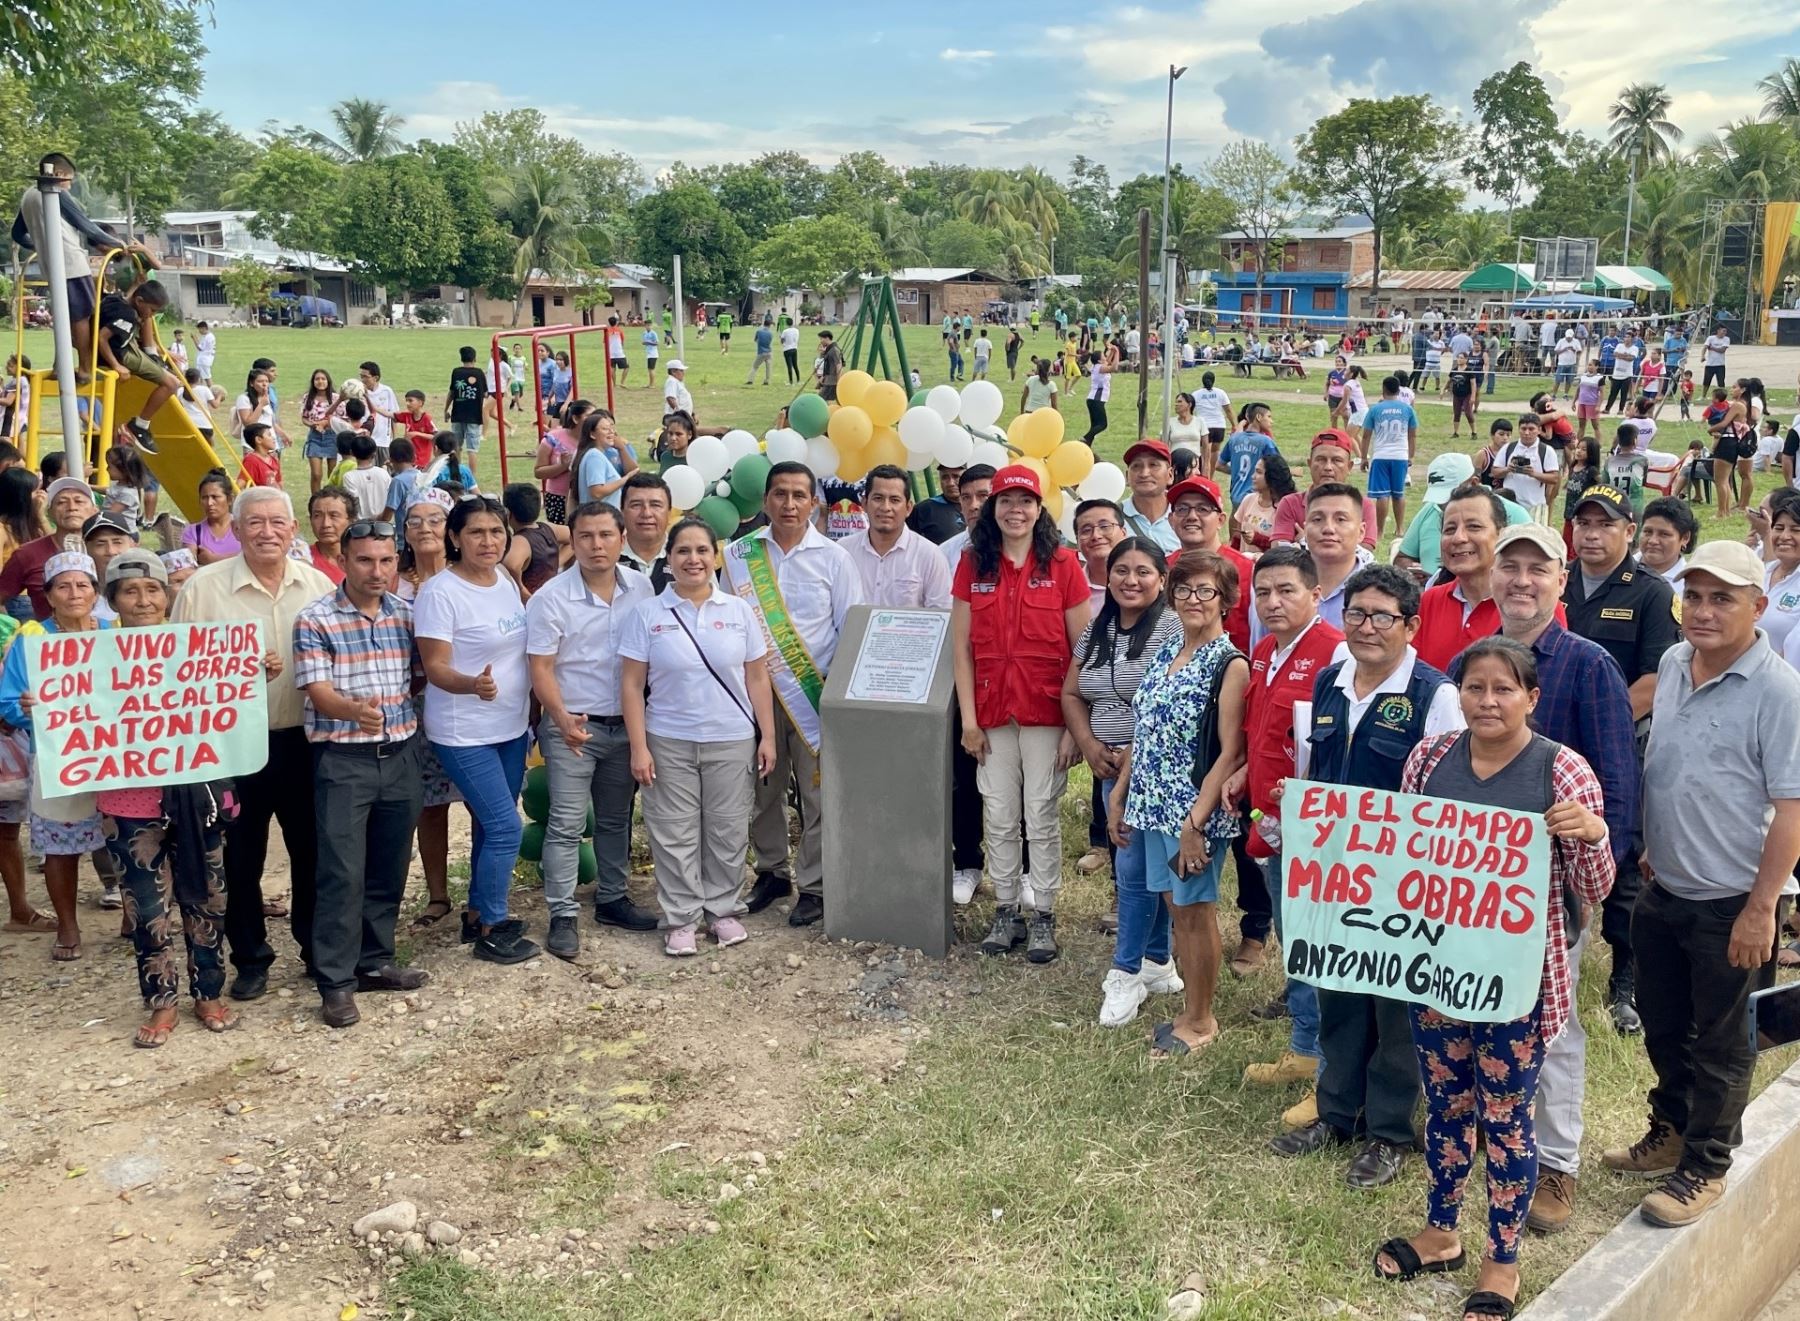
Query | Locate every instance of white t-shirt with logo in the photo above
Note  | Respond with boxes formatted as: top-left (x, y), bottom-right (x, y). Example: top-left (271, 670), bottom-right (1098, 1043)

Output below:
top-left (1193, 387), bottom-right (1231, 430)
top-left (1763, 561), bottom-right (1800, 657)
top-left (413, 569), bottom-right (531, 746)
top-left (1497, 440), bottom-right (1558, 508)
top-left (366, 383), bottom-right (399, 445)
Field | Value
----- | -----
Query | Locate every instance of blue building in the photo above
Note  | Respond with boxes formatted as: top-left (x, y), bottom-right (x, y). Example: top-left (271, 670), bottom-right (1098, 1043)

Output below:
top-left (1215, 222), bottom-right (1375, 330)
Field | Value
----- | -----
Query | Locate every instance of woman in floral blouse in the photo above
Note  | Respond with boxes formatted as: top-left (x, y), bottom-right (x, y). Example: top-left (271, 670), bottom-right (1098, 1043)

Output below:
top-left (1107, 550), bottom-right (1248, 1056)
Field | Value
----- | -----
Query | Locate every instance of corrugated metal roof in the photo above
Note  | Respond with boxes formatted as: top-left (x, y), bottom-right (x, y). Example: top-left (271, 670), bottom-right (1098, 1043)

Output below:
top-left (887, 267), bottom-right (1004, 283)
top-left (1348, 268), bottom-right (1471, 291)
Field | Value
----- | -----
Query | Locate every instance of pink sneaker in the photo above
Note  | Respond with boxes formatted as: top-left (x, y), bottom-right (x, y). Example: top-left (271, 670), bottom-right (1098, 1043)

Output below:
top-left (712, 915), bottom-right (748, 947)
top-left (663, 924), bottom-right (699, 957)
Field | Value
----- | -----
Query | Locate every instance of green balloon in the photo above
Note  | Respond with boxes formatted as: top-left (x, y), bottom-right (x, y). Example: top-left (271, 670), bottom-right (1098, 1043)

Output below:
top-left (910, 388), bottom-right (931, 409)
top-left (696, 495), bottom-right (740, 539)
top-left (788, 392), bottom-right (830, 438)
top-left (578, 841), bottom-right (598, 884)
top-left (519, 819), bottom-right (546, 863)
top-left (522, 763), bottom-right (550, 823)
top-left (729, 455), bottom-right (771, 516)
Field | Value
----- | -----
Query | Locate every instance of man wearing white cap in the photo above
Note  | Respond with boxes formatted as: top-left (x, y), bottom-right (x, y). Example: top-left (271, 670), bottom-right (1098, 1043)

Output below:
top-left (661, 360), bottom-right (693, 418)
top-left (1394, 453), bottom-right (1529, 582)
top-left (1605, 540), bottom-right (1800, 1228)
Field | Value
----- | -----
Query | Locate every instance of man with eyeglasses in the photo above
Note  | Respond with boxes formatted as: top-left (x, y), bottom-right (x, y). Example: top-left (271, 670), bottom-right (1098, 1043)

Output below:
top-left (293, 518), bottom-right (426, 1029)
top-left (1271, 563), bottom-right (1463, 1190)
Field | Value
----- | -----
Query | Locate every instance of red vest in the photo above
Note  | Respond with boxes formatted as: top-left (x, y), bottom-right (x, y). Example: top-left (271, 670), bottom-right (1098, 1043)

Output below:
top-left (1243, 619), bottom-right (1344, 812)
top-left (956, 545), bottom-right (1084, 729)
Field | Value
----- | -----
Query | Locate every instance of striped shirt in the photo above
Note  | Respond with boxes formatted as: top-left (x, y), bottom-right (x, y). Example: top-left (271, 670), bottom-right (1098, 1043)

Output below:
top-left (292, 587), bottom-right (418, 744)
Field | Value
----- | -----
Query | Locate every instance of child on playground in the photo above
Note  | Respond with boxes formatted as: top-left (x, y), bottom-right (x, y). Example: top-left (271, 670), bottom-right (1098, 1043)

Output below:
top-left (394, 390), bottom-right (435, 447)
top-left (102, 444), bottom-right (149, 534)
top-left (0, 355), bottom-right (29, 440)
top-left (96, 277), bottom-right (184, 446)
top-left (241, 422), bottom-right (282, 489)
top-left (178, 366), bottom-right (214, 441)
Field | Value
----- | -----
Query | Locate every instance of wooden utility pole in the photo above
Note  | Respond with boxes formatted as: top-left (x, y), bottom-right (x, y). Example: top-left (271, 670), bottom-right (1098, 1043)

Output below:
top-left (1136, 207), bottom-right (1150, 439)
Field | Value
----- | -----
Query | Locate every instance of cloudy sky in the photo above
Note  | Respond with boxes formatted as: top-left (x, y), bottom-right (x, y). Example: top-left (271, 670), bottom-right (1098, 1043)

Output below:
top-left (200, 0), bottom-right (1796, 180)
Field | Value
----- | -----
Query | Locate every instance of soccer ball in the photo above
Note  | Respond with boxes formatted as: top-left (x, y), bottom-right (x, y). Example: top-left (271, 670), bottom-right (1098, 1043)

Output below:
top-left (338, 378), bottom-right (366, 401)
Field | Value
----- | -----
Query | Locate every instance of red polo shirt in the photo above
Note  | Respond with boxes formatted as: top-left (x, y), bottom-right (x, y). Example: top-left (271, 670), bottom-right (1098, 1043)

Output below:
top-left (1414, 580), bottom-right (1565, 671)
top-left (1269, 488), bottom-right (1381, 548)
top-left (1243, 616), bottom-right (1345, 813)
top-left (1168, 542), bottom-right (1253, 655)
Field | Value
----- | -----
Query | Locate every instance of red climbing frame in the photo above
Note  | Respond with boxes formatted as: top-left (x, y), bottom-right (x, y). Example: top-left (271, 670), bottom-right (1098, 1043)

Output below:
top-left (492, 323), bottom-right (618, 488)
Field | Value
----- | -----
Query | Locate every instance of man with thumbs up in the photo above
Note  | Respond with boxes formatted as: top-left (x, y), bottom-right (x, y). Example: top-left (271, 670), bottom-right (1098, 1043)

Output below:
top-left (294, 519), bottom-right (427, 1029)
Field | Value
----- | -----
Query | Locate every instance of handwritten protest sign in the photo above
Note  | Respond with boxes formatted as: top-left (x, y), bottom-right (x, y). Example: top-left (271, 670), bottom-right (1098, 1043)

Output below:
top-left (27, 622), bottom-right (269, 798)
top-left (1278, 779), bottom-right (1552, 1022)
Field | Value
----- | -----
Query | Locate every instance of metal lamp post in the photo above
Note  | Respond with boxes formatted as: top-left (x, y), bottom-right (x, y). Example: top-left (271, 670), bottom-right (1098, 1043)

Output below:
top-left (1159, 63), bottom-right (1187, 441)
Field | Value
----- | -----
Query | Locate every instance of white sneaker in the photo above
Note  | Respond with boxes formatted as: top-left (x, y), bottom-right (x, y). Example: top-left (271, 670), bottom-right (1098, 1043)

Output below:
top-left (1141, 958), bottom-right (1185, 995)
top-left (1098, 969), bottom-right (1148, 1027)
top-left (952, 869), bottom-right (980, 905)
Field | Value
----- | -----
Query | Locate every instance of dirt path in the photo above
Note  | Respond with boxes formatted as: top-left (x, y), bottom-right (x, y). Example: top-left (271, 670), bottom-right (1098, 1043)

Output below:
top-left (0, 838), bottom-right (956, 1320)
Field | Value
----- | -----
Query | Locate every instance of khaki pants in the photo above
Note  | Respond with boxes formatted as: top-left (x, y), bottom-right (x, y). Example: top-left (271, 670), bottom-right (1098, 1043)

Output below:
top-left (642, 733), bottom-right (756, 928)
top-left (750, 708), bottom-right (824, 897)
top-left (975, 722), bottom-right (1067, 911)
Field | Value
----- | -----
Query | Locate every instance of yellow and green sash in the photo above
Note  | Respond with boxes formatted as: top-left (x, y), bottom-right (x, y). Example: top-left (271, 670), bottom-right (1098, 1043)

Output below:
top-left (732, 536), bottom-right (825, 751)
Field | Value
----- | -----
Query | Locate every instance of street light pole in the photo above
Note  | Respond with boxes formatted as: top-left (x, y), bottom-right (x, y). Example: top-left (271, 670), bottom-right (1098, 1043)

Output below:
top-left (1159, 63), bottom-right (1186, 442)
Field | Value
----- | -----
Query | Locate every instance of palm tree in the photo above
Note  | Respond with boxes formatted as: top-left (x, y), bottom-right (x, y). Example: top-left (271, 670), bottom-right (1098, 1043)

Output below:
top-left (495, 162), bottom-right (589, 326)
top-left (1424, 212), bottom-right (1509, 269)
top-left (311, 98), bottom-right (407, 163)
top-left (1760, 57), bottom-right (1800, 122)
top-left (1012, 165), bottom-right (1064, 247)
top-left (1606, 83), bottom-right (1682, 174)
top-left (1606, 166), bottom-right (1703, 300)
top-left (956, 170), bottom-right (1026, 229)
top-left (856, 201), bottom-right (927, 267)
top-left (1699, 120), bottom-right (1800, 199)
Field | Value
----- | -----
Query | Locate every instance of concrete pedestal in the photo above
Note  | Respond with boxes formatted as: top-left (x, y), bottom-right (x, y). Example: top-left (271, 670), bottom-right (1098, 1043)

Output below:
top-left (820, 605), bottom-right (955, 957)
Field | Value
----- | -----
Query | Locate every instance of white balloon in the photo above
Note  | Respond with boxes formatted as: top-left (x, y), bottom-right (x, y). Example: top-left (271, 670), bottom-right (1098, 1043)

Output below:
top-left (687, 435), bottom-right (730, 482)
top-left (897, 406), bottom-right (946, 453)
top-left (1056, 500), bottom-right (1078, 543)
top-left (902, 445), bottom-right (935, 472)
top-left (926, 384), bottom-right (962, 422)
top-left (764, 428), bottom-right (808, 466)
top-left (935, 424), bottom-right (974, 467)
top-left (958, 380), bottom-right (1004, 431)
top-left (663, 465), bottom-right (705, 510)
top-left (715, 478), bottom-right (733, 499)
top-left (969, 440), bottom-right (1011, 472)
top-left (721, 429), bottom-right (759, 464)
top-left (1076, 461), bottom-right (1126, 502)
top-left (805, 436), bottom-right (841, 479)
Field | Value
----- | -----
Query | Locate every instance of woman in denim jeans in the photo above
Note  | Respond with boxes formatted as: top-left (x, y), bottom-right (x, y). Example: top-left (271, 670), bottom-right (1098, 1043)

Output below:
top-left (299, 369), bottom-right (339, 495)
top-left (1061, 536), bottom-right (1184, 1027)
top-left (414, 497), bottom-right (537, 964)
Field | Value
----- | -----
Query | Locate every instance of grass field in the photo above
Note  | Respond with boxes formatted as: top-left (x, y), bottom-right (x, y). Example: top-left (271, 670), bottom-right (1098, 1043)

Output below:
top-left (13, 321), bottom-right (1800, 1318)
top-left (12, 321), bottom-right (1795, 552)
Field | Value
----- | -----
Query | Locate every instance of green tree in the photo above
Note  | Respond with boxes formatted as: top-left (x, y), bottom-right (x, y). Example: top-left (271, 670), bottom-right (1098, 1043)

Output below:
top-left (1, 0), bottom-right (205, 87)
top-left (452, 110), bottom-right (639, 259)
top-left (899, 162), bottom-right (975, 222)
top-left (632, 183), bottom-right (750, 304)
top-left (219, 259), bottom-right (276, 325)
top-left (713, 164), bottom-right (789, 245)
top-left (1294, 94), bottom-right (1464, 300)
top-left (230, 140), bottom-right (343, 311)
top-left (335, 156), bottom-right (460, 302)
top-left (750, 214), bottom-right (886, 296)
top-left (172, 110), bottom-right (260, 209)
top-left (310, 98), bottom-right (406, 163)
top-left (1761, 58), bottom-right (1800, 123)
top-left (1059, 154), bottom-right (1115, 268)
top-left (420, 142), bottom-right (515, 294)
top-left (1513, 132), bottom-right (1629, 241)
top-left (925, 217), bottom-right (1004, 270)
top-left (750, 150), bottom-right (827, 217)
top-left (1423, 211), bottom-right (1510, 268)
top-left (824, 151), bottom-right (902, 215)
top-left (1606, 84), bottom-right (1682, 176)
top-left (852, 200), bottom-right (927, 267)
top-left (1113, 169), bottom-right (1235, 297)
top-left (1464, 62), bottom-right (1562, 231)
top-left (493, 162), bottom-right (588, 325)
top-left (1206, 141), bottom-right (1300, 307)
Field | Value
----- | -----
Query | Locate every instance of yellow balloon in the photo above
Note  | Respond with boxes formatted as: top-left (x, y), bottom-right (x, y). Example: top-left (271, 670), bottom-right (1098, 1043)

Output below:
top-left (1016, 406), bottom-right (1065, 458)
top-left (1017, 455), bottom-right (1051, 491)
top-left (836, 369), bottom-right (874, 409)
top-left (865, 427), bottom-right (908, 470)
top-left (827, 404), bottom-right (873, 452)
top-left (837, 445), bottom-right (873, 482)
top-left (1043, 485), bottom-right (1064, 523)
top-left (863, 380), bottom-right (907, 428)
top-left (1006, 413), bottom-right (1034, 452)
top-left (1046, 439), bottom-right (1096, 488)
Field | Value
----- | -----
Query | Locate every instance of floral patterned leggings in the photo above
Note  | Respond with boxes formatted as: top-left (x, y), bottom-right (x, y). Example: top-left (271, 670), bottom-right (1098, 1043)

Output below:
top-left (104, 816), bottom-right (228, 1008)
top-left (1408, 1003), bottom-right (1546, 1265)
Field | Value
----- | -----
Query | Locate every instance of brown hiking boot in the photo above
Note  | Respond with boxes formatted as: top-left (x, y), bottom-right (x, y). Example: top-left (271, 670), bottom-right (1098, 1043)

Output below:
top-left (1281, 1092), bottom-right (1319, 1129)
top-left (1526, 1169), bottom-right (1577, 1234)
top-left (1244, 1050), bottom-right (1320, 1086)
top-left (1640, 1167), bottom-right (1725, 1227)
top-left (1229, 937), bottom-right (1267, 978)
top-left (1602, 1115), bottom-right (1681, 1179)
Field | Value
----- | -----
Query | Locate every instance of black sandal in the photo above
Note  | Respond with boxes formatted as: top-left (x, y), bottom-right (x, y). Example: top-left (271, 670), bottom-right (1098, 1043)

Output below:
top-left (411, 900), bottom-right (454, 930)
top-left (1461, 1289), bottom-right (1517, 1319)
top-left (1372, 1237), bottom-right (1466, 1282)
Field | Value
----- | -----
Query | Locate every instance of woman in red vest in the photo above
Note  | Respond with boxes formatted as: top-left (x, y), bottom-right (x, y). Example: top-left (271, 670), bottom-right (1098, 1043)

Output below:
top-left (952, 465), bottom-right (1091, 966)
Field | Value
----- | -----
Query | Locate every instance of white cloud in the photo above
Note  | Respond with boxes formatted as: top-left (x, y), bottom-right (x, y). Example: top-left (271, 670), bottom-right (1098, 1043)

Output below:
top-left (940, 48), bottom-right (996, 63)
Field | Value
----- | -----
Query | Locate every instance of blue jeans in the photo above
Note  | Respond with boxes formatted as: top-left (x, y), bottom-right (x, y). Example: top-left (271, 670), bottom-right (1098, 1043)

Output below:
top-left (433, 734), bottom-right (528, 925)
top-left (1270, 850), bottom-right (1321, 1059)
top-left (1105, 778), bottom-right (1170, 975)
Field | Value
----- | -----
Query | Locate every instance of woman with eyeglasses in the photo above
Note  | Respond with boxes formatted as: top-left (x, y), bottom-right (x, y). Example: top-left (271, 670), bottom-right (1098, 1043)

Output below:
top-left (1107, 550), bottom-right (1248, 1055)
top-left (1062, 537), bottom-right (1185, 1027)
top-left (414, 495), bottom-right (537, 965)
top-left (1372, 636), bottom-right (1612, 1321)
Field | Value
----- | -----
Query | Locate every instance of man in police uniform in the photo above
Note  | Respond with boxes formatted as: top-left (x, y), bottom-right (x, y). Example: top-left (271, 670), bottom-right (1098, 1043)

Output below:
top-left (1563, 484), bottom-right (1681, 1035)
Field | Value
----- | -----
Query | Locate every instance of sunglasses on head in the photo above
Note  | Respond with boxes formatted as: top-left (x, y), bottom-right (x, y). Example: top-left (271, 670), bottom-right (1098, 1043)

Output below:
top-left (346, 520), bottom-right (395, 541)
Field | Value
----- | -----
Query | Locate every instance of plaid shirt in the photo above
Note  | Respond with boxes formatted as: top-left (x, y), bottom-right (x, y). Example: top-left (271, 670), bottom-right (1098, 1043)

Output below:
top-left (1403, 733), bottom-right (1615, 1044)
top-left (292, 587), bottom-right (419, 744)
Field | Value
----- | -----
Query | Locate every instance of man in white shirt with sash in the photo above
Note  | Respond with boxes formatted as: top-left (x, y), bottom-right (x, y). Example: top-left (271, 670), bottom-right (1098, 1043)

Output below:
top-left (722, 460), bottom-right (863, 926)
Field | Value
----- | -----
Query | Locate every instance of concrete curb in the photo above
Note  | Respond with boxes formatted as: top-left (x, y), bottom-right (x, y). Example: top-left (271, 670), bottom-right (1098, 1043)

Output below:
top-left (1523, 1057), bottom-right (1800, 1320)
